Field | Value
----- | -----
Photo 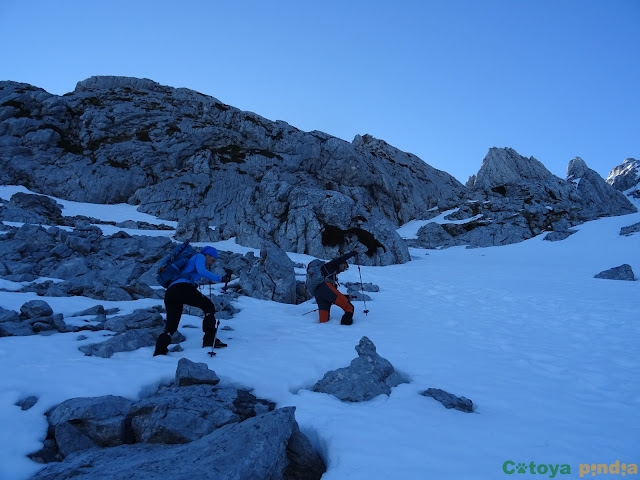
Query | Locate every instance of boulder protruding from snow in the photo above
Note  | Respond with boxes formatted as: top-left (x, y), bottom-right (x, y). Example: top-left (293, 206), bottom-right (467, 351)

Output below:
top-left (421, 388), bottom-right (474, 413)
top-left (620, 222), bottom-right (640, 237)
top-left (239, 243), bottom-right (297, 304)
top-left (175, 358), bottom-right (220, 387)
top-left (30, 359), bottom-right (326, 480)
top-left (312, 336), bottom-right (408, 402)
top-left (594, 264), bottom-right (636, 281)
top-left (0, 300), bottom-right (66, 337)
top-left (32, 408), bottom-right (326, 480)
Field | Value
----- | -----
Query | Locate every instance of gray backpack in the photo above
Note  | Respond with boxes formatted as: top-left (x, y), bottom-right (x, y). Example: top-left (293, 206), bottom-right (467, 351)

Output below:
top-left (305, 259), bottom-right (325, 296)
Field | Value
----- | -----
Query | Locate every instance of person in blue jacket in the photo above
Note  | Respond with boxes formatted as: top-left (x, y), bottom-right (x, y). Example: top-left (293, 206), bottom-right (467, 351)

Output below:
top-left (153, 246), bottom-right (231, 356)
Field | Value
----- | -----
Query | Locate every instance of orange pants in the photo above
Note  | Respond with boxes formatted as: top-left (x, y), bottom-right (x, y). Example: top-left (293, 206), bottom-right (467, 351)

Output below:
top-left (315, 282), bottom-right (353, 323)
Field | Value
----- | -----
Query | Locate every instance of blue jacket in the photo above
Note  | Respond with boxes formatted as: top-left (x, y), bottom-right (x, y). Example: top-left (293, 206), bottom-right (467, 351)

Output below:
top-left (169, 253), bottom-right (222, 287)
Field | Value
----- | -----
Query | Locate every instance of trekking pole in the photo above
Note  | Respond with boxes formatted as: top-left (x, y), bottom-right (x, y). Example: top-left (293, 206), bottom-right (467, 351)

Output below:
top-left (302, 308), bottom-right (319, 316)
top-left (356, 261), bottom-right (369, 315)
top-left (221, 268), bottom-right (232, 294)
top-left (207, 319), bottom-right (220, 357)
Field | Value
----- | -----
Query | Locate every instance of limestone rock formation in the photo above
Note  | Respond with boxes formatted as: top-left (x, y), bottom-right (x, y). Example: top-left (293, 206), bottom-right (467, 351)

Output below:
top-left (567, 157), bottom-right (636, 217)
top-left (607, 157), bottom-right (640, 198)
top-left (410, 148), bottom-right (637, 249)
top-left (0, 77), bottom-right (466, 264)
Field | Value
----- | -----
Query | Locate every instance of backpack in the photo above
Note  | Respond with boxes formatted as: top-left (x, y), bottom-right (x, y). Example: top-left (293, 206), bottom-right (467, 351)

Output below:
top-left (156, 240), bottom-right (195, 288)
top-left (305, 259), bottom-right (326, 296)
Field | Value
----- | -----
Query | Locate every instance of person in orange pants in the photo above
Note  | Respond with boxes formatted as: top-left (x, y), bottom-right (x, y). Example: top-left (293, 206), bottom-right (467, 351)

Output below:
top-left (314, 248), bottom-right (360, 325)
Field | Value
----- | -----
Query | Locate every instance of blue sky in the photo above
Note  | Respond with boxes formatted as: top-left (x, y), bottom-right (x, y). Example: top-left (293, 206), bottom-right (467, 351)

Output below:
top-left (1, 0), bottom-right (638, 183)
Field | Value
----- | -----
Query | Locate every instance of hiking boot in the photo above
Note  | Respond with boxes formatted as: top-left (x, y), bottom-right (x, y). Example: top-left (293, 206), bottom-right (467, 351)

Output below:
top-left (153, 332), bottom-right (171, 356)
top-left (340, 312), bottom-right (353, 325)
top-left (202, 337), bottom-right (228, 348)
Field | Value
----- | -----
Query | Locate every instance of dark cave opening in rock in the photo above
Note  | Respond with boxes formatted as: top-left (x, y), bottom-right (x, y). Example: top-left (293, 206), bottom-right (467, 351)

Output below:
top-left (321, 225), bottom-right (384, 257)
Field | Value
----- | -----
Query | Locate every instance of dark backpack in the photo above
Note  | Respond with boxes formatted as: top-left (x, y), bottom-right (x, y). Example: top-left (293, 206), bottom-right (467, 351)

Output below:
top-left (156, 240), bottom-right (195, 288)
top-left (305, 259), bottom-right (326, 296)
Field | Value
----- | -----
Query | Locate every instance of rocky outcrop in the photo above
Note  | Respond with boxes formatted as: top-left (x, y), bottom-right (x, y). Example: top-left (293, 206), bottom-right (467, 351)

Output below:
top-left (607, 157), bottom-right (640, 198)
top-left (620, 222), bottom-right (640, 236)
top-left (567, 157), bottom-right (637, 217)
top-left (239, 243), bottom-right (297, 304)
top-left (0, 300), bottom-right (66, 337)
top-left (312, 336), bottom-right (407, 402)
top-left (0, 192), bottom-right (63, 224)
top-left (0, 77), bottom-right (466, 265)
top-left (233, 176), bottom-right (412, 265)
top-left (466, 147), bottom-right (554, 190)
top-left (0, 221), bottom-right (170, 299)
top-left (30, 359), bottom-right (325, 480)
top-left (410, 148), bottom-right (637, 249)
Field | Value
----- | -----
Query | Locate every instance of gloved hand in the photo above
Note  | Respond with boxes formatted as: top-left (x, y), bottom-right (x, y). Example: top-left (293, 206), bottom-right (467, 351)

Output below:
top-left (221, 273), bottom-right (232, 284)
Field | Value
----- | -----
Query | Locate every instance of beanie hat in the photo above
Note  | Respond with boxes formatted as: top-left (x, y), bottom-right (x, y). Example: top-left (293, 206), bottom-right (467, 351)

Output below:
top-left (201, 246), bottom-right (218, 259)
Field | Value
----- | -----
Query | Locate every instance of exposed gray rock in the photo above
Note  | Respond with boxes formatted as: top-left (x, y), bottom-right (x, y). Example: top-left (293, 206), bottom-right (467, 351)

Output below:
top-left (78, 328), bottom-right (185, 358)
top-left (620, 222), bottom-right (640, 236)
top-left (70, 305), bottom-right (110, 317)
top-left (0, 301), bottom-right (67, 336)
top-left (0, 306), bottom-right (20, 323)
top-left (607, 158), bottom-right (640, 196)
top-left (52, 422), bottom-right (99, 458)
top-left (594, 264), bottom-right (636, 281)
top-left (47, 395), bottom-right (134, 455)
top-left (0, 224), bottom-right (173, 300)
top-left (411, 149), bottom-right (637, 249)
top-left (0, 77), bottom-right (465, 265)
top-left (544, 230), bottom-right (577, 242)
top-left (103, 308), bottom-right (164, 333)
top-left (30, 357), bottom-right (324, 479)
top-left (312, 336), bottom-right (408, 402)
top-left (20, 300), bottom-right (54, 319)
top-left (344, 282), bottom-right (379, 302)
top-left (239, 243), bottom-right (297, 304)
top-left (32, 407), bottom-right (325, 480)
top-left (16, 395), bottom-right (38, 411)
top-left (233, 178), bottom-right (413, 265)
top-left (128, 384), bottom-right (274, 444)
top-left (0, 192), bottom-right (63, 224)
top-left (567, 157), bottom-right (637, 217)
top-left (174, 215), bottom-right (217, 242)
top-left (175, 358), bottom-right (220, 387)
top-left (467, 147), bottom-right (554, 190)
top-left (0, 320), bottom-right (34, 336)
top-left (421, 388), bottom-right (474, 412)
top-left (412, 222), bottom-right (454, 248)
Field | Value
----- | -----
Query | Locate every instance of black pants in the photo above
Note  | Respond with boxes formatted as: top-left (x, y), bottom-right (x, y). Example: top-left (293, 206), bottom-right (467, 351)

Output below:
top-left (164, 282), bottom-right (215, 334)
